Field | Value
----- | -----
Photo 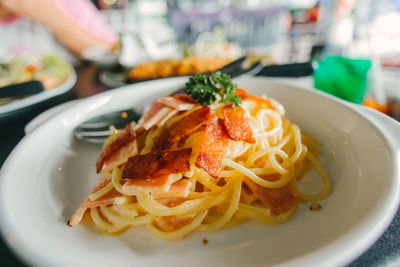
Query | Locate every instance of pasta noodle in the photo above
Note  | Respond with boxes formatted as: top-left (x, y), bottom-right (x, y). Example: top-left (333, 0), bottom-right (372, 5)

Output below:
top-left (69, 88), bottom-right (331, 240)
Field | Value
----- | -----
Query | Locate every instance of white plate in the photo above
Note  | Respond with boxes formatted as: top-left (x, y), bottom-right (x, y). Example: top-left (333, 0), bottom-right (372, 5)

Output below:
top-left (0, 77), bottom-right (399, 267)
top-left (0, 70), bottom-right (77, 118)
top-left (24, 99), bottom-right (80, 134)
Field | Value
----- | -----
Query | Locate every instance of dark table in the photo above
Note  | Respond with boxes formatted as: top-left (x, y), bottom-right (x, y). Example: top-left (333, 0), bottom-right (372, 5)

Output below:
top-left (0, 65), bottom-right (399, 266)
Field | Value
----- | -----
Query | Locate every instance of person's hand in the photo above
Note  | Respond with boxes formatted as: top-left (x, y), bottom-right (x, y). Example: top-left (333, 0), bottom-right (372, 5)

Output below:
top-left (0, 0), bottom-right (61, 26)
top-left (0, 0), bottom-right (119, 56)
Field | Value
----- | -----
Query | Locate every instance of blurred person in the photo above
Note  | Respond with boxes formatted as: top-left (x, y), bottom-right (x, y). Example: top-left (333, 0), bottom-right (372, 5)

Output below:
top-left (0, 0), bottom-right (119, 64)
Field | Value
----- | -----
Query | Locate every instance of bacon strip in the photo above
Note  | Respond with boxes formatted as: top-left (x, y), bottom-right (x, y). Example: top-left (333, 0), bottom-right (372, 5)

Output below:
top-left (68, 178), bottom-right (122, 226)
top-left (222, 105), bottom-right (255, 143)
top-left (158, 96), bottom-right (195, 111)
top-left (244, 177), bottom-right (299, 215)
top-left (101, 140), bottom-right (138, 173)
top-left (235, 88), bottom-right (248, 97)
top-left (195, 119), bottom-right (230, 178)
top-left (122, 174), bottom-right (181, 195)
top-left (154, 214), bottom-right (196, 232)
top-left (235, 88), bottom-right (274, 109)
top-left (139, 96), bottom-right (197, 130)
top-left (139, 102), bottom-right (172, 130)
top-left (96, 124), bottom-right (137, 173)
top-left (122, 148), bottom-right (192, 179)
top-left (151, 179), bottom-right (191, 198)
top-left (172, 94), bottom-right (198, 104)
top-left (157, 106), bottom-right (215, 150)
top-left (157, 109), bottom-right (179, 127)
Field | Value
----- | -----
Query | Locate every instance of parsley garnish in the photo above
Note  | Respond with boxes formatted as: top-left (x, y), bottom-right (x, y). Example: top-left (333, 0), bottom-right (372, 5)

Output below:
top-left (184, 72), bottom-right (241, 107)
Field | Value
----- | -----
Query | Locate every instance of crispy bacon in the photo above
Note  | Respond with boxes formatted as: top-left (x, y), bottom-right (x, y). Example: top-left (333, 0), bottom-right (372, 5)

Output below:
top-left (101, 140), bottom-right (138, 173)
top-left (235, 88), bottom-right (248, 97)
top-left (158, 96), bottom-right (196, 111)
top-left (172, 94), bottom-right (198, 104)
top-left (122, 174), bottom-right (181, 195)
top-left (235, 88), bottom-right (274, 109)
top-left (68, 178), bottom-right (122, 226)
top-left (151, 179), bottom-right (191, 198)
top-left (157, 106), bottom-right (215, 150)
top-left (122, 148), bottom-right (192, 179)
top-left (157, 109), bottom-right (178, 127)
top-left (222, 105), bottom-right (255, 143)
top-left (139, 102), bottom-right (171, 130)
top-left (86, 187), bottom-right (121, 208)
top-left (154, 214), bottom-right (196, 232)
top-left (96, 124), bottom-right (137, 173)
top-left (139, 95), bottom-right (197, 130)
top-left (244, 177), bottom-right (299, 215)
top-left (195, 119), bottom-right (230, 178)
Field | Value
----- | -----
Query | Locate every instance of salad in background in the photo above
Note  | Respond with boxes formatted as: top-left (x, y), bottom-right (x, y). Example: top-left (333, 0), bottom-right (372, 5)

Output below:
top-left (0, 54), bottom-right (73, 106)
top-left (0, 54), bottom-right (73, 90)
top-left (0, 54), bottom-right (74, 106)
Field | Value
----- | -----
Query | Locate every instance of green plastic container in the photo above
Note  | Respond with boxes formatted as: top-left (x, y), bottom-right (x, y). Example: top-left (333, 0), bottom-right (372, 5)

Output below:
top-left (313, 56), bottom-right (372, 104)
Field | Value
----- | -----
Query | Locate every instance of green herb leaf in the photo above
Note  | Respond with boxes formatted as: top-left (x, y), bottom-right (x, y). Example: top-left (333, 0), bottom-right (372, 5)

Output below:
top-left (184, 72), bottom-right (241, 107)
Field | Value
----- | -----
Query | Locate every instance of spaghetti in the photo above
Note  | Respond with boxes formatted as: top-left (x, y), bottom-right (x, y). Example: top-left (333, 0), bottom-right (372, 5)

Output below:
top-left (69, 87), bottom-right (331, 240)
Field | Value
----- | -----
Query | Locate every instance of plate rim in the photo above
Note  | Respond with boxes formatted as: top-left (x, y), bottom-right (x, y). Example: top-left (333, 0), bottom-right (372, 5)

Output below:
top-left (0, 76), bottom-right (399, 267)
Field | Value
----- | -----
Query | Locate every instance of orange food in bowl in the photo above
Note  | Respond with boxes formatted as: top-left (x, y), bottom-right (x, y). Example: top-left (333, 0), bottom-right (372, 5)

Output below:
top-left (363, 97), bottom-right (388, 114)
top-left (129, 57), bottom-right (232, 80)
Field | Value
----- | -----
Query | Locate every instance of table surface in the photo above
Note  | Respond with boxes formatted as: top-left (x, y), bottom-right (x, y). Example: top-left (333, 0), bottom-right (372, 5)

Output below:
top-left (0, 65), bottom-right (399, 267)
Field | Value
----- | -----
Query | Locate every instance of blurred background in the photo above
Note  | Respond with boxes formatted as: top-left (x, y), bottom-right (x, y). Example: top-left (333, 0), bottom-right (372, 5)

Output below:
top-left (98, 0), bottom-right (400, 116)
top-left (2, 0), bottom-right (400, 117)
top-left (96, 0), bottom-right (400, 63)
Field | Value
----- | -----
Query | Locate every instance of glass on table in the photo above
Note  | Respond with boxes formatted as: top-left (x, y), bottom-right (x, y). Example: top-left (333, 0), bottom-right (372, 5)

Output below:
top-left (364, 69), bottom-right (400, 121)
